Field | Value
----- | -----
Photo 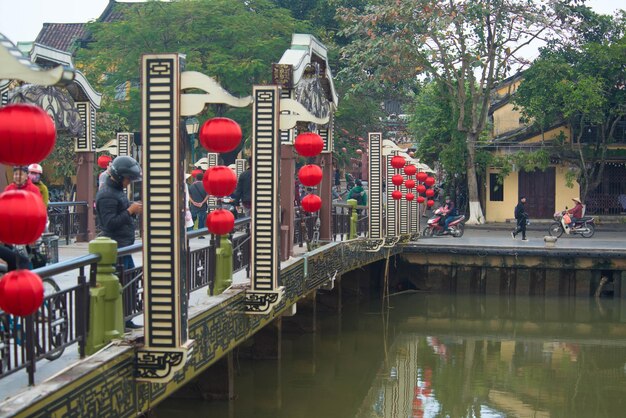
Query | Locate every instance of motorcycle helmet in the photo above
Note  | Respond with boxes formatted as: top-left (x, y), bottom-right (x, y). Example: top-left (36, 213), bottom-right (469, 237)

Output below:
top-left (109, 156), bottom-right (142, 182)
top-left (28, 163), bottom-right (43, 174)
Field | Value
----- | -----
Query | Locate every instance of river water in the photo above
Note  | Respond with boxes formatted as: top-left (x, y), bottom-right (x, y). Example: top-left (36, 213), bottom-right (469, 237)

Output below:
top-left (158, 293), bottom-right (626, 417)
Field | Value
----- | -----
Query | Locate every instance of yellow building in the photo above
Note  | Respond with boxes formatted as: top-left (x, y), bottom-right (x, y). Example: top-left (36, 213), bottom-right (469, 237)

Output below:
top-left (484, 75), bottom-right (626, 222)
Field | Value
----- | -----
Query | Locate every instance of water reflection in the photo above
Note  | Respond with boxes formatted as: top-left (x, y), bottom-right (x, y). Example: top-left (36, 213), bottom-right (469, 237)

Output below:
top-left (157, 294), bottom-right (626, 418)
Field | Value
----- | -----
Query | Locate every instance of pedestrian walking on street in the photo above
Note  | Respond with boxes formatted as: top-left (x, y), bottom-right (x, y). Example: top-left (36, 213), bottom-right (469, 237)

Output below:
top-left (512, 196), bottom-right (529, 241)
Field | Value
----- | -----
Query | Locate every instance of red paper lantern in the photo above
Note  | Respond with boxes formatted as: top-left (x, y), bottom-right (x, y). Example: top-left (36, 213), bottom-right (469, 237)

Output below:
top-left (0, 104), bottom-right (56, 166)
top-left (416, 184), bottom-right (426, 194)
top-left (199, 117), bottom-right (242, 153)
top-left (404, 165), bottom-right (417, 176)
top-left (416, 172), bottom-right (428, 182)
top-left (391, 190), bottom-right (403, 200)
top-left (298, 164), bottom-right (323, 187)
top-left (97, 155), bottom-right (112, 169)
top-left (301, 194), bottom-right (322, 212)
top-left (356, 149), bottom-right (363, 155)
top-left (417, 196), bottom-right (425, 204)
top-left (294, 132), bottom-right (324, 157)
top-left (0, 190), bottom-right (47, 244)
top-left (206, 209), bottom-right (235, 235)
top-left (424, 176), bottom-right (436, 187)
top-left (202, 165), bottom-right (237, 197)
top-left (0, 270), bottom-right (44, 316)
top-left (425, 189), bottom-right (435, 198)
top-left (427, 199), bottom-right (435, 207)
top-left (392, 174), bottom-right (404, 186)
top-left (341, 147), bottom-right (347, 153)
top-left (191, 168), bottom-right (204, 179)
top-left (405, 179), bottom-right (416, 189)
top-left (390, 155), bottom-right (406, 169)
top-left (406, 192), bottom-right (415, 201)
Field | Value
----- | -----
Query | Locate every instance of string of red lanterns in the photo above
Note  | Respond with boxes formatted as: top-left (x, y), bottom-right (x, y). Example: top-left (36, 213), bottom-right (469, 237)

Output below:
top-left (0, 103), bottom-right (55, 317)
top-left (198, 117), bottom-right (243, 235)
top-left (199, 117), bottom-right (242, 154)
top-left (294, 132), bottom-right (324, 213)
top-left (203, 166), bottom-right (237, 197)
top-left (390, 155), bottom-right (406, 201)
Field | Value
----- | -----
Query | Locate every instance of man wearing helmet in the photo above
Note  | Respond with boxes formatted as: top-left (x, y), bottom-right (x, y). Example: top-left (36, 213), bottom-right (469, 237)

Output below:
top-left (28, 164), bottom-right (49, 207)
top-left (95, 156), bottom-right (143, 268)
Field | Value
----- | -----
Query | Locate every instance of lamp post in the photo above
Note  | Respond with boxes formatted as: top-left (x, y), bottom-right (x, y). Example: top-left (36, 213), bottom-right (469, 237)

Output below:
top-left (185, 116), bottom-right (200, 163)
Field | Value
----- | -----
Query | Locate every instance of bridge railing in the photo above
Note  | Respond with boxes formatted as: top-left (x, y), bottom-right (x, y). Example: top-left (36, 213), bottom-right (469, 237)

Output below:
top-left (117, 216), bottom-right (252, 319)
top-left (48, 201), bottom-right (89, 245)
top-left (2, 205), bottom-right (367, 383)
top-left (332, 202), bottom-right (369, 239)
top-left (0, 255), bottom-right (94, 385)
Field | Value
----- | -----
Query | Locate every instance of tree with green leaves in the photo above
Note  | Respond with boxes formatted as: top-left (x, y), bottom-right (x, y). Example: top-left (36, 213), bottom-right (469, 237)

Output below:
top-left (336, 0), bottom-right (579, 223)
top-left (513, 8), bottom-right (626, 201)
top-left (77, 0), bottom-right (308, 163)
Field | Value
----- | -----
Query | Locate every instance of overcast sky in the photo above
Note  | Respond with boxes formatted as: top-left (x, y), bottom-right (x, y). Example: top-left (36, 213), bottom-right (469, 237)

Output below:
top-left (0, 0), bottom-right (623, 44)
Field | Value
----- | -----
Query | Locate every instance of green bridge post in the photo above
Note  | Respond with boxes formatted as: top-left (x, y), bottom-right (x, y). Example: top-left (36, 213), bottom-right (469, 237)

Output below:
top-left (348, 198), bottom-right (357, 240)
top-left (86, 237), bottom-right (124, 355)
top-left (213, 235), bottom-right (233, 294)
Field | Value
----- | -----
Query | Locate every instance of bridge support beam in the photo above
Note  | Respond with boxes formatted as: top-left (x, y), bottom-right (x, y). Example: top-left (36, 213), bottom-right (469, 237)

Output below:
top-left (171, 352), bottom-right (235, 401)
top-left (317, 277), bottom-right (342, 313)
top-left (251, 317), bottom-right (282, 360)
top-left (283, 291), bottom-right (317, 334)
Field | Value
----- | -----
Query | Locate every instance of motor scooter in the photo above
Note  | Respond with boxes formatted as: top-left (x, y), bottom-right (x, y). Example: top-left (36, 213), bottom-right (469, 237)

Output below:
top-left (548, 210), bottom-right (595, 238)
top-left (422, 207), bottom-right (465, 238)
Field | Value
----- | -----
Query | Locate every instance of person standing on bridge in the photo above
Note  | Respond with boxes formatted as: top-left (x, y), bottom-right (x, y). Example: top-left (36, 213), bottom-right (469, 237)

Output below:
top-left (512, 196), bottom-right (529, 241)
top-left (96, 156), bottom-right (143, 330)
top-left (96, 156), bottom-right (143, 263)
top-left (5, 166), bottom-right (42, 197)
top-left (232, 157), bottom-right (252, 217)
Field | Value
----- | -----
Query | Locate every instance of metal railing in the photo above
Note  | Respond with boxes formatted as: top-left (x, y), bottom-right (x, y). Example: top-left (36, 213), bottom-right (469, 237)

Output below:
top-left (331, 203), bottom-right (369, 239)
top-left (294, 210), bottom-right (320, 248)
top-left (48, 201), bottom-right (89, 245)
top-left (0, 255), bottom-right (94, 385)
top-left (1, 206), bottom-right (365, 384)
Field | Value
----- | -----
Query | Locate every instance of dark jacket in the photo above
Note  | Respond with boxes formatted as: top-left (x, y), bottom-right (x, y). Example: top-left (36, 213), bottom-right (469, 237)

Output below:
top-left (514, 201), bottom-right (528, 220)
top-left (232, 169), bottom-right (252, 205)
top-left (188, 181), bottom-right (208, 213)
top-left (96, 177), bottom-right (136, 248)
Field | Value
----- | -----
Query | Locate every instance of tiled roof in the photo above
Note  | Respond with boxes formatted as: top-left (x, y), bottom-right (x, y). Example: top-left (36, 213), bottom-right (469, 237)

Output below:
top-left (34, 23), bottom-right (86, 52)
top-left (98, 1), bottom-right (151, 23)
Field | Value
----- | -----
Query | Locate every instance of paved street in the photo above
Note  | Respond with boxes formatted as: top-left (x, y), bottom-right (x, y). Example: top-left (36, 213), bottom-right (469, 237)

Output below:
top-left (418, 222), bottom-right (626, 252)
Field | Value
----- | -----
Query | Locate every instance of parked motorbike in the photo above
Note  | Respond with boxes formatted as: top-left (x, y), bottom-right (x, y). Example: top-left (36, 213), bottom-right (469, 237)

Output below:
top-left (422, 207), bottom-right (466, 238)
top-left (221, 196), bottom-right (240, 219)
top-left (548, 210), bottom-right (595, 238)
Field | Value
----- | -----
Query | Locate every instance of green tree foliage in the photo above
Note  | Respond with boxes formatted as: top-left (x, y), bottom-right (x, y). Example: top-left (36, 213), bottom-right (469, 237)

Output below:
top-left (77, 0), bottom-right (308, 147)
top-left (332, 83), bottom-right (386, 168)
top-left (336, 0), bottom-right (578, 223)
top-left (409, 82), bottom-right (467, 179)
top-left (513, 8), bottom-right (626, 200)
